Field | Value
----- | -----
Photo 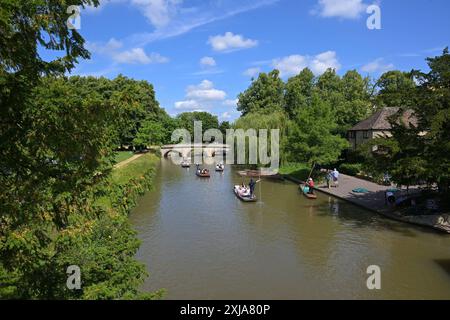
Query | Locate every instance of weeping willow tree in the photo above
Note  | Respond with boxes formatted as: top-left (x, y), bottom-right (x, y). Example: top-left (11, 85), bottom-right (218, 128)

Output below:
top-left (232, 111), bottom-right (288, 168)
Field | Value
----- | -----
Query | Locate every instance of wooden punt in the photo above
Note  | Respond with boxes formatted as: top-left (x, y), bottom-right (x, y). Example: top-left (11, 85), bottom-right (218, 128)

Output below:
top-left (300, 185), bottom-right (317, 200)
top-left (234, 186), bottom-right (257, 202)
top-left (196, 170), bottom-right (210, 178)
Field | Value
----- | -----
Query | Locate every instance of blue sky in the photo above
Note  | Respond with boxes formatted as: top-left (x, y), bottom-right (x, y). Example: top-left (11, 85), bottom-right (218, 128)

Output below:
top-left (51, 0), bottom-right (449, 121)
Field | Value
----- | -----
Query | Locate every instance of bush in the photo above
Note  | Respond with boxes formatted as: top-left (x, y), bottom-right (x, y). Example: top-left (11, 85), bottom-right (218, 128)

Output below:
top-left (339, 163), bottom-right (362, 176)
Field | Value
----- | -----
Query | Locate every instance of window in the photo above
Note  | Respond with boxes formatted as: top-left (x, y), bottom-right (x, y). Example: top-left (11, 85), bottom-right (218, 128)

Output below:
top-left (363, 131), bottom-right (370, 139)
top-left (349, 131), bottom-right (356, 139)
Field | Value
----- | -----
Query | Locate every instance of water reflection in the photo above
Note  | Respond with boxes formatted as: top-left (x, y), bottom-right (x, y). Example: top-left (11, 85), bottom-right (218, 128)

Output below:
top-left (130, 159), bottom-right (450, 300)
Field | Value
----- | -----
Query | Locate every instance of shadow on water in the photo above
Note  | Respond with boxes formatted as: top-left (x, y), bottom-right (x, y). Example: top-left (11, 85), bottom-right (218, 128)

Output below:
top-left (435, 260), bottom-right (450, 277)
top-left (310, 192), bottom-right (447, 238)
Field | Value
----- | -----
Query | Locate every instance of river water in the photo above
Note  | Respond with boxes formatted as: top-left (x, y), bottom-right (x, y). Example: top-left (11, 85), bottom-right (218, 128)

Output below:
top-left (130, 159), bottom-right (450, 299)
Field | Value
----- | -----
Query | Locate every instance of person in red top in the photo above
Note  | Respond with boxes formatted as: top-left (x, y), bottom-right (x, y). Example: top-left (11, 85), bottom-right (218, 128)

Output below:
top-left (307, 178), bottom-right (315, 194)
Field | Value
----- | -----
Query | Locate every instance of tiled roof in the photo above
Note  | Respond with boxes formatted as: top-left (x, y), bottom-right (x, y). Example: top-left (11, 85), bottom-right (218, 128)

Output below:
top-left (349, 107), bottom-right (418, 131)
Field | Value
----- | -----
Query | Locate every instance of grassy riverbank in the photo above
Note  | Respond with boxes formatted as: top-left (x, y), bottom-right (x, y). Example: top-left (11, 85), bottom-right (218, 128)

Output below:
top-left (111, 153), bottom-right (160, 185)
top-left (97, 153), bottom-right (160, 213)
top-left (114, 151), bottom-right (135, 164)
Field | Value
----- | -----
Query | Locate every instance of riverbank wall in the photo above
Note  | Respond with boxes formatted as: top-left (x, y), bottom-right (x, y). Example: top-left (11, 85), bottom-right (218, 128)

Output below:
top-left (282, 173), bottom-right (450, 234)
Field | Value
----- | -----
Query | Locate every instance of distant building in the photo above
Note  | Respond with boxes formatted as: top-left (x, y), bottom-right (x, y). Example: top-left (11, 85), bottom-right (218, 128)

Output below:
top-left (347, 107), bottom-right (418, 150)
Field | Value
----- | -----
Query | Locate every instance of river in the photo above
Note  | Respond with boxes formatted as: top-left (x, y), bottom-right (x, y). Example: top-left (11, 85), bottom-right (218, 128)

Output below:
top-left (130, 159), bottom-right (450, 299)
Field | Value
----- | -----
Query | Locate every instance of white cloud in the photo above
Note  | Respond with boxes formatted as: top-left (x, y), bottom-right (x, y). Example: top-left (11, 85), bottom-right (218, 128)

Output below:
top-left (130, 0), bottom-right (279, 46)
top-left (220, 112), bottom-right (231, 120)
top-left (131, 0), bottom-right (182, 28)
top-left (272, 55), bottom-right (308, 78)
top-left (174, 100), bottom-right (201, 110)
top-left (87, 39), bottom-right (169, 65)
top-left (310, 51), bottom-right (341, 74)
top-left (223, 99), bottom-right (238, 107)
top-left (272, 51), bottom-right (341, 77)
top-left (243, 67), bottom-right (261, 77)
top-left (361, 58), bottom-right (394, 73)
top-left (113, 48), bottom-right (169, 64)
top-left (208, 32), bottom-right (258, 52)
top-left (200, 56), bottom-right (216, 67)
top-left (175, 80), bottom-right (229, 110)
top-left (312, 0), bottom-right (367, 19)
top-left (186, 80), bottom-right (226, 101)
top-left (86, 38), bottom-right (123, 54)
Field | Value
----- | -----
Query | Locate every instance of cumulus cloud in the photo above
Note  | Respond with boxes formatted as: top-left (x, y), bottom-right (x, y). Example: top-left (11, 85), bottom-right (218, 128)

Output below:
top-left (361, 58), bottom-right (394, 73)
top-left (310, 51), bottom-right (341, 74)
top-left (208, 32), bottom-right (258, 52)
top-left (113, 48), bottom-right (169, 64)
top-left (186, 80), bottom-right (227, 101)
top-left (86, 38), bottom-right (169, 65)
top-left (175, 80), bottom-right (228, 110)
top-left (272, 55), bottom-right (308, 78)
top-left (200, 56), bottom-right (217, 68)
top-left (272, 51), bottom-right (341, 77)
top-left (312, 0), bottom-right (367, 19)
top-left (243, 67), bottom-right (261, 77)
top-left (174, 100), bottom-right (201, 110)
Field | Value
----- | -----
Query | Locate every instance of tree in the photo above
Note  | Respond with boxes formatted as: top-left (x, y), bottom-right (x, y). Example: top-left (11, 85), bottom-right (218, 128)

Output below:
top-left (233, 111), bottom-right (288, 165)
top-left (286, 94), bottom-right (349, 165)
top-left (0, 1), bottom-right (161, 299)
top-left (413, 48), bottom-right (450, 193)
top-left (361, 49), bottom-right (450, 195)
top-left (133, 120), bottom-right (167, 149)
top-left (284, 68), bottom-right (315, 119)
top-left (375, 71), bottom-right (417, 108)
top-left (219, 121), bottom-right (231, 136)
top-left (108, 75), bottom-right (161, 148)
top-left (237, 70), bottom-right (285, 116)
top-left (175, 111), bottom-right (219, 138)
top-left (338, 70), bottom-right (372, 131)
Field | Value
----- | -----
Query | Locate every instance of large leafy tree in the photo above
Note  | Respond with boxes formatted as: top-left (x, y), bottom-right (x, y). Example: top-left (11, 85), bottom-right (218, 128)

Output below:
top-left (284, 68), bottom-right (315, 119)
top-left (237, 70), bottom-right (285, 116)
top-left (374, 70), bottom-right (417, 108)
top-left (0, 1), bottom-right (160, 299)
top-left (361, 49), bottom-right (450, 195)
top-left (413, 48), bottom-right (450, 193)
top-left (286, 94), bottom-right (349, 165)
top-left (175, 111), bottom-right (220, 138)
top-left (233, 111), bottom-right (288, 165)
top-left (133, 120), bottom-right (167, 149)
top-left (338, 70), bottom-right (372, 131)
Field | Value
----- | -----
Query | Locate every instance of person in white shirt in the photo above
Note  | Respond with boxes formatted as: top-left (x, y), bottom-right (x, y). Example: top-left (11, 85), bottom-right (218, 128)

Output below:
top-left (331, 168), bottom-right (339, 188)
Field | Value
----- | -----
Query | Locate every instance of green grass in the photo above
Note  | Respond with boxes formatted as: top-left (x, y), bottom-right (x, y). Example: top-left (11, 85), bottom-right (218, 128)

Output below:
top-left (111, 153), bottom-right (159, 186)
top-left (114, 151), bottom-right (135, 164)
top-left (96, 153), bottom-right (160, 210)
top-left (279, 163), bottom-right (311, 181)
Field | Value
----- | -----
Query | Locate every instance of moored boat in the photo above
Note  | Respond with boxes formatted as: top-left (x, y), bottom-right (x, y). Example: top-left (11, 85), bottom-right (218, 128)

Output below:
top-left (215, 163), bottom-right (225, 172)
top-left (234, 185), bottom-right (257, 202)
top-left (237, 169), bottom-right (282, 180)
top-left (300, 185), bottom-right (317, 200)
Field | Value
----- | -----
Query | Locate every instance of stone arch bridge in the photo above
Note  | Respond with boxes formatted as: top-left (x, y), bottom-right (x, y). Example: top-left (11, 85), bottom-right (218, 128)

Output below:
top-left (161, 144), bottom-right (230, 159)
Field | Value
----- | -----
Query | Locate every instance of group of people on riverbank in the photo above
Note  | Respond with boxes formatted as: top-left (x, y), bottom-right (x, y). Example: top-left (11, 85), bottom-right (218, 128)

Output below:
top-left (325, 169), bottom-right (340, 189)
top-left (304, 168), bottom-right (340, 196)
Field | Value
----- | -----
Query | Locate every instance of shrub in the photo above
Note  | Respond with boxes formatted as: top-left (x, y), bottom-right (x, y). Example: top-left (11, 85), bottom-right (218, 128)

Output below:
top-left (339, 163), bottom-right (362, 176)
